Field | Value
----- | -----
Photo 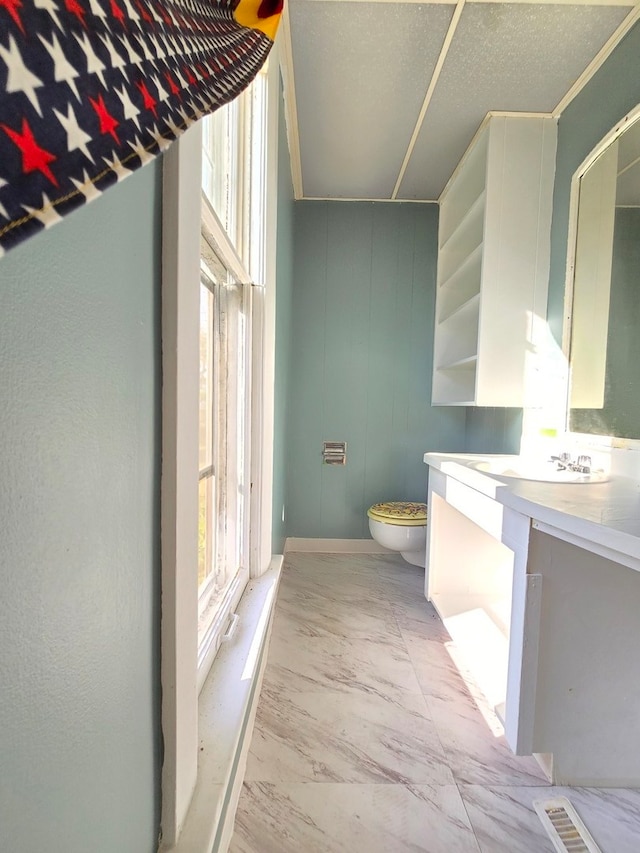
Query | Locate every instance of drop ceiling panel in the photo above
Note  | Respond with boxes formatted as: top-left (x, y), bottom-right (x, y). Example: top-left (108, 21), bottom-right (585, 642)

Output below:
top-left (397, 3), bottom-right (632, 201)
top-left (290, 0), bottom-right (454, 199)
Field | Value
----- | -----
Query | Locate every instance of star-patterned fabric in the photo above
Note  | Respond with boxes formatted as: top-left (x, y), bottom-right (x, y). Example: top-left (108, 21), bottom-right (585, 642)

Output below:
top-left (0, 0), bottom-right (281, 255)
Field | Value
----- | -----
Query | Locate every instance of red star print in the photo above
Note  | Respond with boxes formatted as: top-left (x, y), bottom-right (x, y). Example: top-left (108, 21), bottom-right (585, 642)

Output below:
top-left (136, 81), bottom-right (158, 118)
top-left (1, 118), bottom-right (58, 187)
top-left (183, 66), bottom-right (197, 86)
top-left (110, 0), bottom-right (125, 25)
top-left (135, 0), bottom-right (152, 24)
top-left (0, 0), bottom-right (25, 34)
top-left (64, 0), bottom-right (87, 28)
top-left (164, 72), bottom-right (180, 98)
top-left (89, 94), bottom-right (120, 144)
top-left (156, 3), bottom-right (172, 26)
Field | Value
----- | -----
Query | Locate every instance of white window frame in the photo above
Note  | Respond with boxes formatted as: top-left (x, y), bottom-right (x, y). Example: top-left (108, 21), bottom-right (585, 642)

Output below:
top-left (159, 49), bottom-right (280, 850)
top-left (196, 227), bottom-right (253, 693)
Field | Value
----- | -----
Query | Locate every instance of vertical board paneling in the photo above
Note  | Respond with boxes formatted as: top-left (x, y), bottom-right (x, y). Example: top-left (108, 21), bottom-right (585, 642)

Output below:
top-left (321, 204), bottom-right (373, 537)
top-left (272, 84), bottom-right (295, 552)
top-left (364, 206), bottom-right (402, 517)
top-left (286, 201), bottom-right (467, 539)
top-left (288, 203), bottom-right (328, 533)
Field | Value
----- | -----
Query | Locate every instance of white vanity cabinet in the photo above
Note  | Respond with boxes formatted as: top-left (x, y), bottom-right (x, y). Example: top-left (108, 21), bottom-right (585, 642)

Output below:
top-left (424, 452), bottom-right (640, 786)
top-left (425, 464), bottom-right (541, 755)
top-left (432, 114), bottom-right (557, 406)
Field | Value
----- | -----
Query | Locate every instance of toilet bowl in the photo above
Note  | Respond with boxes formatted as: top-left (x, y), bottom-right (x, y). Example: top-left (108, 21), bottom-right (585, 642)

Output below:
top-left (367, 501), bottom-right (427, 568)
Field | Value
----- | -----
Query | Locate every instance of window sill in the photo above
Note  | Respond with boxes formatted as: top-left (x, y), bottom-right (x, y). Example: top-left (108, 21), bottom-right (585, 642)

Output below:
top-left (160, 556), bottom-right (282, 853)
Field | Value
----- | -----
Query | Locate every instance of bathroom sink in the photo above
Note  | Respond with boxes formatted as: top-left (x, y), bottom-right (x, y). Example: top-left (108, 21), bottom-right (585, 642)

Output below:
top-left (469, 457), bottom-right (609, 483)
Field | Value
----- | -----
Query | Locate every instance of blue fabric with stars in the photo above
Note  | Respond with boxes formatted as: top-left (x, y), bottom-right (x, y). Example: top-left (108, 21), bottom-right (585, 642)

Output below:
top-left (0, 0), bottom-right (273, 255)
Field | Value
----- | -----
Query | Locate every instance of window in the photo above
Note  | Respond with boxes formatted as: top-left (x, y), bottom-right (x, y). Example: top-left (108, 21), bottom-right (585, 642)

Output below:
top-left (196, 67), bottom-right (269, 684)
top-left (160, 54), bottom-right (279, 848)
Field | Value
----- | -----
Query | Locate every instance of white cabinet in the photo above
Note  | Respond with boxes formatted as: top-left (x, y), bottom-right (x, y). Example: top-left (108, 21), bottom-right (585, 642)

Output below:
top-left (425, 465), bottom-right (540, 755)
top-left (432, 114), bottom-right (557, 406)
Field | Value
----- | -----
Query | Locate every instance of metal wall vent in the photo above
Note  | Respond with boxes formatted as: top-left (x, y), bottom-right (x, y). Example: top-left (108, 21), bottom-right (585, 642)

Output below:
top-left (322, 441), bottom-right (346, 465)
top-left (533, 797), bottom-right (602, 853)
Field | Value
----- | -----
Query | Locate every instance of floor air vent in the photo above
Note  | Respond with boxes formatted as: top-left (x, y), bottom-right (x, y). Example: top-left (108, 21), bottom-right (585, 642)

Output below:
top-left (533, 797), bottom-right (602, 852)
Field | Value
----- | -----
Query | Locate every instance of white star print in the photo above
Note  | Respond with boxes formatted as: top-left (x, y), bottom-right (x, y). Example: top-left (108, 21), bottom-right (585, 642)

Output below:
top-left (74, 32), bottom-right (107, 89)
top-left (70, 171), bottom-right (102, 203)
top-left (137, 33), bottom-right (156, 63)
top-left (23, 194), bottom-right (63, 229)
top-left (103, 153), bottom-right (132, 182)
top-left (164, 114), bottom-right (182, 138)
top-left (115, 85), bottom-right (141, 127)
top-left (39, 32), bottom-right (80, 101)
top-left (178, 104), bottom-right (195, 127)
top-left (34, 0), bottom-right (63, 31)
top-left (98, 34), bottom-right (128, 82)
top-left (150, 33), bottom-right (166, 61)
top-left (0, 177), bottom-right (8, 220)
top-left (188, 99), bottom-right (204, 120)
top-left (152, 75), bottom-right (169, 103)
top-left (129, 136), bottom-right (154, 166)
top-left (149, 125), bottom-right (172, 153)
top-left (53, 104), bottom-right (94, 162)
top-left (88, 0), bottom-right (108, 19)
top-left (117, 33), bottom-right (142, 67)
top-left (165, 33), bottom-right (180, 58)
top-left (0, 36), bottom-right (44, 117)
top-left (159, 32), bottom-right (176, 60)
top-left (149, 3), bottom-right (164, 24)
top-left (120, 0), bottom-right (140, 22)
top-left (172, 67), bottom-right (187, 88)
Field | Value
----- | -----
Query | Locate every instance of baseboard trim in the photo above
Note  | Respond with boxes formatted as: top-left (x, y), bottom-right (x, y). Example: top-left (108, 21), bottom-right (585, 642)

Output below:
top-left (162, 555), bottom-right (282, 853)
top-left (284, 537), bottom-right (392, 554)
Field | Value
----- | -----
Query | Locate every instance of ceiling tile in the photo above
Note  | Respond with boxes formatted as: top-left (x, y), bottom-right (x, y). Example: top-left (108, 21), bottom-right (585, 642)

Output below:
top-left (397, 2), bottom-right (632, 201)
top-left (290, 0), bottom-right (454, 199)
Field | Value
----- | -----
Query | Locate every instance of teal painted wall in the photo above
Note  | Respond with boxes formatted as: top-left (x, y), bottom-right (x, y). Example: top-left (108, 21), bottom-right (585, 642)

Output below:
top-left (0, 164), bottom-right (162, 852)
top-left (272, 82), bottom-right (295, 553)
top-left (548, 21), bottom-right (640, 346)
top-left (465, 408), bottom-right (523, 454)
top-left (286, 201), bottom-right (467, 539)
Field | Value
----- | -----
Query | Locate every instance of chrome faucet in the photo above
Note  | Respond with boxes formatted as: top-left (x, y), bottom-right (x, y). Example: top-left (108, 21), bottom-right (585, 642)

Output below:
top-left (549, 452), bottom-right (591, 473)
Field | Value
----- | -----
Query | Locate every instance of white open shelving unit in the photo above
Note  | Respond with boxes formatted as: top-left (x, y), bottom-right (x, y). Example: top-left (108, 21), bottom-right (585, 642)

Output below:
top-left (432, 113), bottom-right (557, 406)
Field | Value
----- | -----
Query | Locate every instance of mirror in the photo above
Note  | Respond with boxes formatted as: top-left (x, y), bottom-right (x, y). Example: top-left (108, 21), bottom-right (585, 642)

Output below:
top-left (567, 106), bottom-right (640, 439)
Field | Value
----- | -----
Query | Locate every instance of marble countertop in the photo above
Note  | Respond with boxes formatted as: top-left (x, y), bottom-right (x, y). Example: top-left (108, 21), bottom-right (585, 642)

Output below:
top-left (424, 453), bottom-right (640, 565)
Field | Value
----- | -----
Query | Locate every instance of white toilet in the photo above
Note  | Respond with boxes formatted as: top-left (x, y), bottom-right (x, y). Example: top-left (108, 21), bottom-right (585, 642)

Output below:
top-left (367, 501), bottom-right (428, 568)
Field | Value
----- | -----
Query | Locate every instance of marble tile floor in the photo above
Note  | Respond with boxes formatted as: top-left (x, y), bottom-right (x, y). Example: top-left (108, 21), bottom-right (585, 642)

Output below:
top-left (230, 553), bottom-right (640, 852)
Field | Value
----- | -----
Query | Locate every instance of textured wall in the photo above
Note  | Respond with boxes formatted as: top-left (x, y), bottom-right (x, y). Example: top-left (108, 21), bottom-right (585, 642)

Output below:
top-left (286, 201), bottom-right (467, 539)
top-left (272, 81), bottom-right (295, 553)
top-left (465, 408), bottom-right (523, 455)
top-left (0, 164), bottom-right (162, 852)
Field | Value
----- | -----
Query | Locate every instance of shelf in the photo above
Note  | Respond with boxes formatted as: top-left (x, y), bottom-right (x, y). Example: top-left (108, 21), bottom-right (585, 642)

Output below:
top-left (439, 291), bottom-right (480, 327)
top-left (429, 591), bottom-right (510, 714)
top-left (439, 189), bottom-right (486, 253)
top-left (437, 196), bottom-right (485, 286)
top-left (438, 241), bottom-right (482, 291)
top-left (431, 399), bottom-right (475, 407)
top-left (432, 114), bottom-right (556, 408)
top-left (439, 129), bottom-right (488, 245)
top-left (437, 354), bottom-right (478, 371)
